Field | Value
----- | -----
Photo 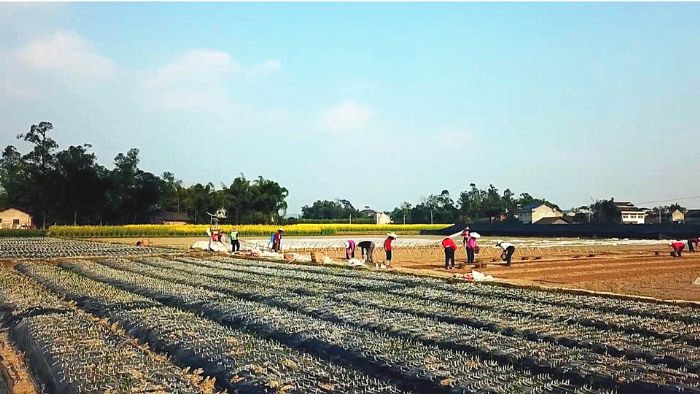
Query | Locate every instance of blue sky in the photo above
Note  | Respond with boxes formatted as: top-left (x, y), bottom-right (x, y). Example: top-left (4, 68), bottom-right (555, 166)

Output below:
top-left (1, 3), bottom-right (699, 215)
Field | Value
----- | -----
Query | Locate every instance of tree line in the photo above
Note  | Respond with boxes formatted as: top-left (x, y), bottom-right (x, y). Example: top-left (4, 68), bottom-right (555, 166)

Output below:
top-left (2, 122), bottom-right (687, 228)
top-left (300, 185), bottom-right (558, 224)
top-left (0, 122), bottom-right (289, 228)
top-left (301, 190), bottom-right (687, 225)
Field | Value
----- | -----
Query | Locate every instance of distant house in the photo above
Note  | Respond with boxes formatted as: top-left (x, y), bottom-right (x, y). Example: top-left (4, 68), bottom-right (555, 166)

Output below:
top-left (515, 202), bottom-right (562, 224)
top-left (149, 211), bottom-right (189, 225)
top-left (614, 202), bottom-right (646, 224)
top-left (360, 207), bottom-right (393, 225)
top-left (671, 209), bottom-right (685, 223)
top-left (373, 212), bottom-right (392, 225)
top-left (534, 216), bottom-right (571, 225)
top-left (0, 208), bottom-right (33, 229)
top-left (685, 210), bottom-right (700, 225)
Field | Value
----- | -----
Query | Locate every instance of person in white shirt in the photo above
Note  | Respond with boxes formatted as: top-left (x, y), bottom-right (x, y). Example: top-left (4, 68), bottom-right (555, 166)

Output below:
top-left (496, 241), bottom-right (516, 266)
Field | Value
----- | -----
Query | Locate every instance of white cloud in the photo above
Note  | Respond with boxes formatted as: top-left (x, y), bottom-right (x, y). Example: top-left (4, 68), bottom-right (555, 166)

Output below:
top-left (148, 49), bottom-right (239, 112)
top-left (318, 100), bottom-right (374, 132)
top-left (153, 49), bottom-right (238, 85)
top-left (15, 31), bottom-right (116, 79)
top-left (246, 59), bottom-right (281, 78)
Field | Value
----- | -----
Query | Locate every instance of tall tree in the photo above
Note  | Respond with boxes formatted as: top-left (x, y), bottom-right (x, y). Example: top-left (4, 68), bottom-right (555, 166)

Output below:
top-left (590, 199), bottom-right (621, 224)
top-left (17, 122), bottom-right (59, 228)
top-left (55, 144), bottom-right (108, 225)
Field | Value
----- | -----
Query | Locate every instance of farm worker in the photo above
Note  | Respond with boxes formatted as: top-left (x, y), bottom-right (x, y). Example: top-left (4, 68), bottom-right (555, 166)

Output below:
top-left (383, 233), bottom-right (397, 269)
top-left (496, 241), bottom-right (516, 266)
top-left (466, 234), bottom-right (477, 265)
top-left (272, 228), bottom-right (284, 252)
top-left (687, 237), bottom-right (699, 253)
top-left (230, 228), bottom-right (240, 252)
top-left (442, 237), bottom-right (458, 270)
top-left (345, 240), bottom-right (356, 259)
top-left (358, 240), bottom-right (375, 264)
top-left (670, 241), bottom-right (685, 257)
top-left (461, 227), bottom-right (470, 249)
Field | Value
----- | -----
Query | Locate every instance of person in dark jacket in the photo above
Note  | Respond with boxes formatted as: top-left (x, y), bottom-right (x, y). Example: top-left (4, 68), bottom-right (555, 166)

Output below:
top-left (496, 241), bottom-right (516, 266)
top-left (230, 227), bottom-right (240, 252)
top-left (358, 240), bottom-right (375, 264)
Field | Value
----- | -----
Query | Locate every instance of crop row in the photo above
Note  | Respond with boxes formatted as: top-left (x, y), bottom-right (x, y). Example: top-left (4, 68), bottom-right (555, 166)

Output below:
top-left (0, 237), bottom-right (172, 259)
top-left (127, 256), bottom-right (700, 372)
top-left (432, 281), bottom-right (699, 325)
top-left (210, 256), bottom-right (698, 325)
top-left (171, 256), bottom-right (700, 342)
top-left (0, 269), bottom-right (204, 393)
top-left (131, 256), bottom-right (349, 296)
top-left (132, 256), bottom-right (700, 371)
top-left (175, 256), bottom-right (407, 290)
top-left (59, 259), bottom-right (591, 393)
top-left (104, 258), bottom-right (700, 391)
top-left (18, 263), bottom-right (407, 393)
top-left (389, 286), bottom-right (700, 344)
top-left (334, 290), bottom-right (699, 370)
top-left (210, 255), bottom-right (443, 287)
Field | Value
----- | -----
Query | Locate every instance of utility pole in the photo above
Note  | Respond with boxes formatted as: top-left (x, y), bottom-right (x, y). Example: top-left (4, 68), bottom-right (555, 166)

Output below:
top-left (430, 210), bottom-right (433, 225)
top-left (403, 213), bottom-right (406, 225)
top-left (349, 213), bottom-right (352, 224)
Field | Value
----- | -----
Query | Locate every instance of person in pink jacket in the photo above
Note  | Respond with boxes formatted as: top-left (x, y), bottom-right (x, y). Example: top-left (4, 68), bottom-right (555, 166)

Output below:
top-left (466, 235), bottom-right (477, 264)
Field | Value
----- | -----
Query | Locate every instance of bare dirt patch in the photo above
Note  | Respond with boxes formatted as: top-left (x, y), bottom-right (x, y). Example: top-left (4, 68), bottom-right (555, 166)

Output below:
top-left (0, 329), bottom-right (38, 394)
top-left (391, 251), bottom-right (700, 302)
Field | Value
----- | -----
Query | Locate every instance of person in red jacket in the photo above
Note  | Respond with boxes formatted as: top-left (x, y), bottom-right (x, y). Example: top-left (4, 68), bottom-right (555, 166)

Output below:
top-left (442, 237), bottom-right (458, 270)
top-left (272, 228), bottom-right (284, 252)
top-left (670, 241), bottom-right (685, 257)
top-left (382, 233), bottom-right (396, 269)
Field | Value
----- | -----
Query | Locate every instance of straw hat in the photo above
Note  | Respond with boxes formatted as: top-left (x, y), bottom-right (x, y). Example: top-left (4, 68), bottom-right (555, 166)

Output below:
top-left (387, 232), bottom-right (397, 238)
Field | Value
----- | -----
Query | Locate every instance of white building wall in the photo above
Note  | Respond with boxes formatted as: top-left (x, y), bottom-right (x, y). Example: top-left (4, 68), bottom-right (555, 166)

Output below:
top-left (621, 212), bottom-right (646, 224)
top-left (531, 205), bottom-right (563, 224)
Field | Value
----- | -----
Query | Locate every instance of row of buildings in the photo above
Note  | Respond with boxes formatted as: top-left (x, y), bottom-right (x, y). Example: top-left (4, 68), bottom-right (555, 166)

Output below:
top-left (515, 201), bottom-right (698, 225)
top-left (2, 202), bottom-right (698, 229)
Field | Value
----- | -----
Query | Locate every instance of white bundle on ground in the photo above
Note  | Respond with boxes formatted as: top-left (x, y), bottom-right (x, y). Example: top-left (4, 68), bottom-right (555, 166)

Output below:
top-left (346, 258), bottom-right (366, 267)
top-left (190, 240), bottom-right (232, 253)
top-left (471, 270), bottom-right (493, 282)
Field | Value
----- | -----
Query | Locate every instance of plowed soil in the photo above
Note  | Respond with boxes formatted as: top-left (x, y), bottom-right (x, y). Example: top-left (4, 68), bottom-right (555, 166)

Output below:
top-left (394, 252), bottom-right (700, 302)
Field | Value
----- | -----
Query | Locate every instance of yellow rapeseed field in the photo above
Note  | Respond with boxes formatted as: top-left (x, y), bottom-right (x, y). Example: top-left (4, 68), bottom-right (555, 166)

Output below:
top-left (48, 223), bottom-right (450, 237)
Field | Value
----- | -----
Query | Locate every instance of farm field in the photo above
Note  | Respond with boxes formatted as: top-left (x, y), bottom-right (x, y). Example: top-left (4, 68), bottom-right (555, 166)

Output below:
top-left (95, 235), bottom-right (697, 301)
top-left (1, 238), bottom-right (699, 393)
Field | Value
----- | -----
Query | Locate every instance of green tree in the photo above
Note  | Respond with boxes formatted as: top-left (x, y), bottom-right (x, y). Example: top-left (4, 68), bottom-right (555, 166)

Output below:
top-left (55, 144), bottom-right (109, 225)
top-left (0, 146), bottom-right (29, 210)
top-left (590, 199), bottom-right (621, 224)
top-left (17, 122), bottom-right (60, 228)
